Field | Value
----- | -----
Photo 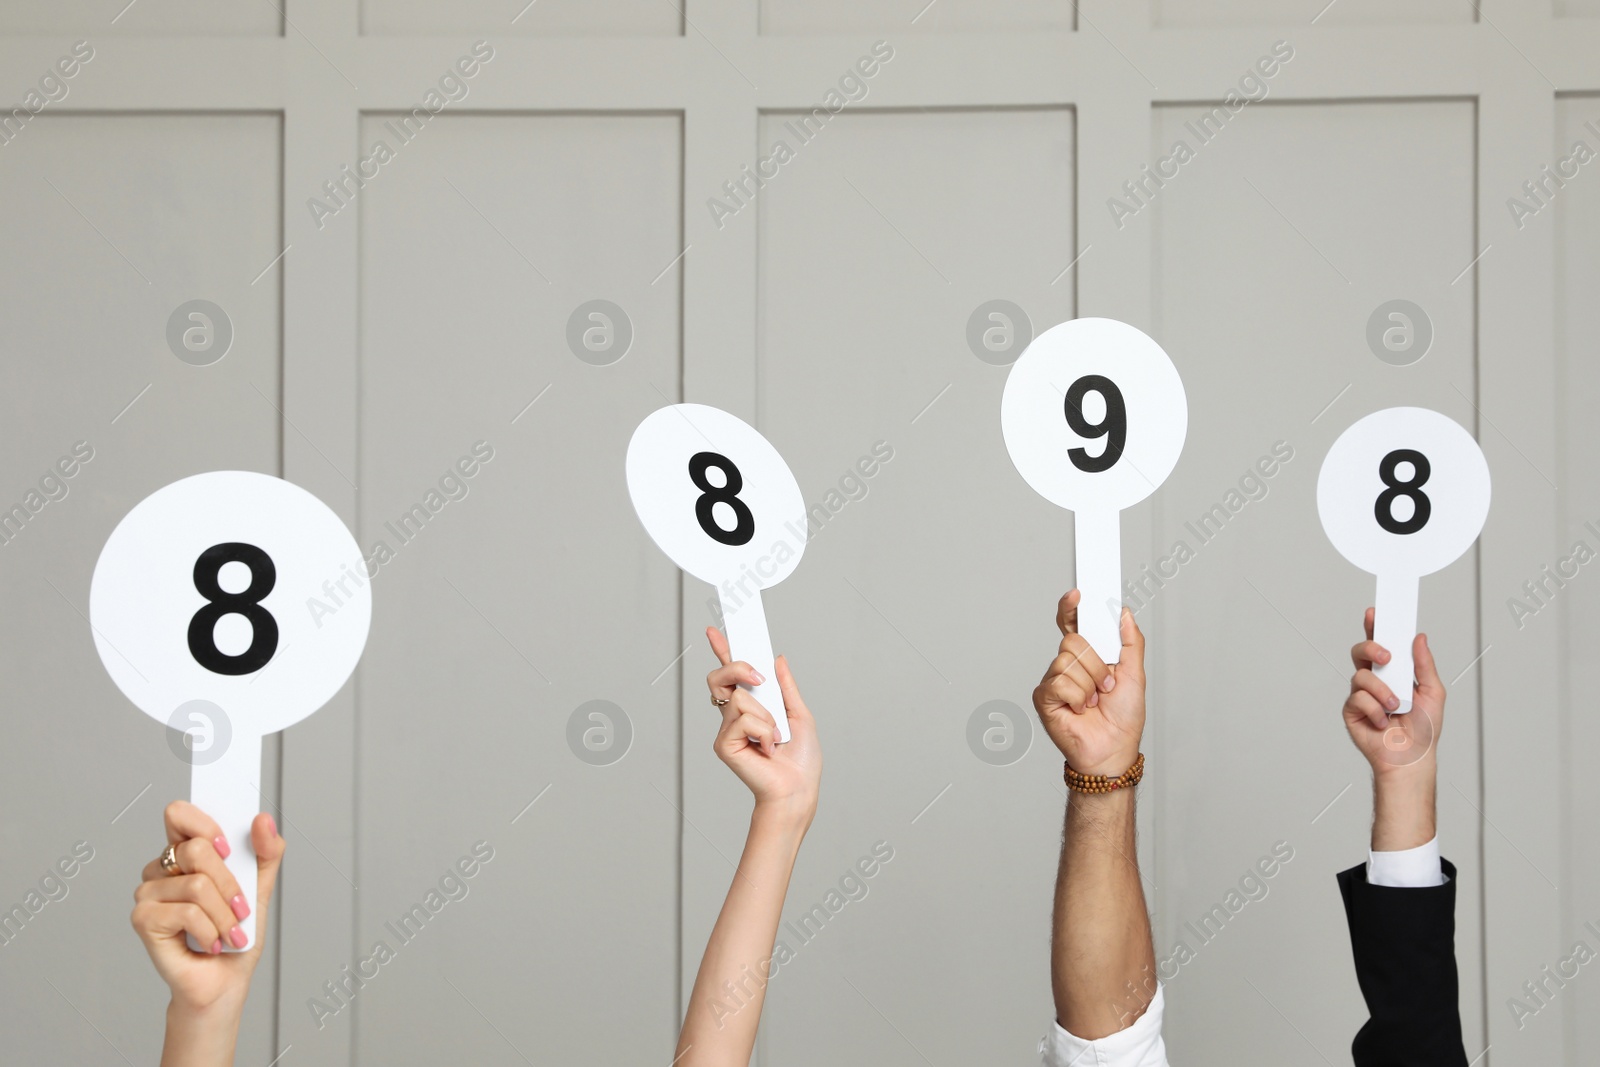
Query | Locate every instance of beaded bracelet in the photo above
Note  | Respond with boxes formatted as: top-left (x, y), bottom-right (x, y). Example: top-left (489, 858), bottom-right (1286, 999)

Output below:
top-left (1064, 752), bottom-right (1145, 794)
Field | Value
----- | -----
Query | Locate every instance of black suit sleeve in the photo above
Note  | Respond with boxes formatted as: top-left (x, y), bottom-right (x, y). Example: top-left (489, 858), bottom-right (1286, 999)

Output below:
top-left (1338, 858), bottom-right (1468, 1067)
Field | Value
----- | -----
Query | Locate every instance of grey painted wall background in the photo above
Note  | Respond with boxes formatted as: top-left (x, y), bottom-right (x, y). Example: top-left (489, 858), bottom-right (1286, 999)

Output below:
top-left (0, 3), bottom-right (1595, 1065)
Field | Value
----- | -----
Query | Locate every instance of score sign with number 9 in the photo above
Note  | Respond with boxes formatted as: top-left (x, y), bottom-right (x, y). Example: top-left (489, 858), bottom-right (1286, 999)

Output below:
top-left (1001, 318), bottom-right (1188, 664)
top-left (1002, 319), bottom-right (1187, 517)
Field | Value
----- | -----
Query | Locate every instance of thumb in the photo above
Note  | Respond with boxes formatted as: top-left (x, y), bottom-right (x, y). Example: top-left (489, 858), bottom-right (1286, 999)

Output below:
top-left (1414, 632), bottom-right (1443, 693)
top-left (251, 813), bottom-right (287, 924)
top-left (706, 626), bottom-right (733, 668)
top-left (1117, 607), bottom-right (1145, 685)
top-left (774, 655), bottom-right (813, 725)
top-left (1057, 589), bottom-right (1081, 637)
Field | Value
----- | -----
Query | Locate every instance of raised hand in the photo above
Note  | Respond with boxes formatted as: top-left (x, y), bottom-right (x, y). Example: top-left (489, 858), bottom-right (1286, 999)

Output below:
top-left (704, 626), bottom-right (821, 822)
top-left (132, 802), bottom-right (286, 1016)
top-left (676, 630), bottom-right (821, 1066)
top-left (1032, 589), bottom-right (1146, 777)
top-left (1343, 607), bottom-right (1445, 775)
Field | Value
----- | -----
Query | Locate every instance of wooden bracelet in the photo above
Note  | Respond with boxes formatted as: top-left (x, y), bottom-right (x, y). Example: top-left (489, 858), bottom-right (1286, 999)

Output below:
top-left (1064, 752), bottom-right (1145, 794)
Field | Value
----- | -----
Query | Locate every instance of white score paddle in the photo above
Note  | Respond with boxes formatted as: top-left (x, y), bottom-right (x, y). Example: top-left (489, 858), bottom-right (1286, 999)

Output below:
top-left (90, 471), bottom-right (371, 950)
top-left (1317, 407), bottom-right (1490, 713)
top-left (626, 404), bottom-right (806, 742)
top-left (1001, 318), bottom-right (1188, 665)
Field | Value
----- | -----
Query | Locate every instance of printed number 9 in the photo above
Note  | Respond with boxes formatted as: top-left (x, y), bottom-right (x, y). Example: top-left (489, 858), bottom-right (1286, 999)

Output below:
top-left (1064, 375), bottom-right (1127, 474)
top-left (689, 452), bottom-right (756, 547)
top-left (188, 542), bottom-right (279, 675)
top-left (1374, 449), bottom-right (1431, 535)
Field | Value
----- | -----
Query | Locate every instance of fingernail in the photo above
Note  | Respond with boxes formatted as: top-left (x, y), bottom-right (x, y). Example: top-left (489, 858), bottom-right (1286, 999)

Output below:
top-left (1387, 696), bottom-right (1400, 710)
top-left (213, 835), bottom-right (230, 859)
top-left (231, 895), bottom-right (250, 920)
top-left (264, 815), bottom-right (277, 838)
top-left (1088, 691), bottom-right (1099, 707)
top-left (751, 670), bottom-right (765, 685)
top-left (1102, 675), bottom-right (1116, 692)
top-left (229, 926), bottom-right (248, 949)
top-left (209, 939), bottom-right (223, 955)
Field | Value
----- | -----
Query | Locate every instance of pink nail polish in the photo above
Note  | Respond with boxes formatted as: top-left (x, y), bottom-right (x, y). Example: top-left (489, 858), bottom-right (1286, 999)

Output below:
top-left (231, 895), bottom-right (250, 920)
top-left (229, 926), bottom-right (248, 949)
top-left (751, 670), bottom-right (765, 685)
top-left (213, 835), bottom-right (231, 859)
top-left (209, 939), bottom-right (223, 955)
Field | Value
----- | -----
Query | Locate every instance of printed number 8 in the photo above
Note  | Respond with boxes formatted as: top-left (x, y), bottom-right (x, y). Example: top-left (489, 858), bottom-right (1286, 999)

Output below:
top-left (1375, 449), bottom-right (1431, 535)
top-left (188, 542), bottom-right (279, 675)
top-left (690, 452), bottom-right (756, 547)
top-left (1064, 375), bottom-right (1127, 473)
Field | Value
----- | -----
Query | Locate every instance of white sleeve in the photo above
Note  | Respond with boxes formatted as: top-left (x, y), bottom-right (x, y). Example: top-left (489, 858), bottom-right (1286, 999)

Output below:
top-left (1367, 835), bottom-right (1446, 888)
top-left (1040, 984), bottom-right (1170, 1067)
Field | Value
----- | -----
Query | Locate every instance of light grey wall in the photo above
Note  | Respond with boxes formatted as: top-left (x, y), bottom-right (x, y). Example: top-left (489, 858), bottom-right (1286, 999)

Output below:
top-left (1556, 93), bottom-right (1600, 1060)
top-left (0, 109), bottom-right (286, 1058)
top-left (0, 3), bottom-right (1595, 1066)
top-left (1148, 97), bottom-right (1484, 1058)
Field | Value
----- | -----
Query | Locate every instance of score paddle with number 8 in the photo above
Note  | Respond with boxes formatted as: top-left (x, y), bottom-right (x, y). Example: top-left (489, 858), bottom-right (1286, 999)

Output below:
top-left (626, 405), bottom-right (807, 743)
top-left (1317, 407), bottom-right (1490, 713)
top-left (90, 472), bottom-right (370, 951)
top-left (1001, 318), bottom-right (1188, 665)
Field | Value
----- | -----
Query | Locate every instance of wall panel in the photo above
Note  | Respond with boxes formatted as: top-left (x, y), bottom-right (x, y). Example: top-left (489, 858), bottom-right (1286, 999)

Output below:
top-left (0, 3), bottom-right (280, 35)
top-left (352, 111), bottom-right (684, 1065)
top-left (361, 0), bottom-right (681, 37)
top-left (1555, 92), bottom-right (1600, 1058)
top-left (0, 111), bottom-right (282, 1063)
top-left (1150, 99), bottom-right (1483, 1064)
top-left (1154, 0), bottom-right (1474, 27)
top-left (760, 0), bottom-right (1072, 34)
top-left (749, 105), bottom-right (1074, 1064)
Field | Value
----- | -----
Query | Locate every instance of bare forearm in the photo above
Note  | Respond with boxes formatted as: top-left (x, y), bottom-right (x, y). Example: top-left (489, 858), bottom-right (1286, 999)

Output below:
top-left (1372, 760), bottom-right (1437, 852)
top-left (1052, 788), bottom-right (1156, 1039)
top-left (161, 997), bottom-right (244, 1067)
top-left (677, 805), bottom-right (809, 1066)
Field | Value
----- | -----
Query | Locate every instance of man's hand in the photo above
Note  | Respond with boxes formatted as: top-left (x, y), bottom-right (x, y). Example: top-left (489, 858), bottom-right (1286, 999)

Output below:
top-left (1343, 607), bottom-right (1445, 777)
top-left (1033, 590), bottom-right (1146, 777)
top-left (1343, 608), bottom-right (1443, 852)
top-left (1041, 591), bottom-right (1159, 1043)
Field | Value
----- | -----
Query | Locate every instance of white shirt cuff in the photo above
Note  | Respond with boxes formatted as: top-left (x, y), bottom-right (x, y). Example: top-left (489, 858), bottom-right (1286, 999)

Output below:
top-left (1367, 835), bottom-right (1446, 888)
top-left (1041, 983), bottom-right (1170, 1067)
